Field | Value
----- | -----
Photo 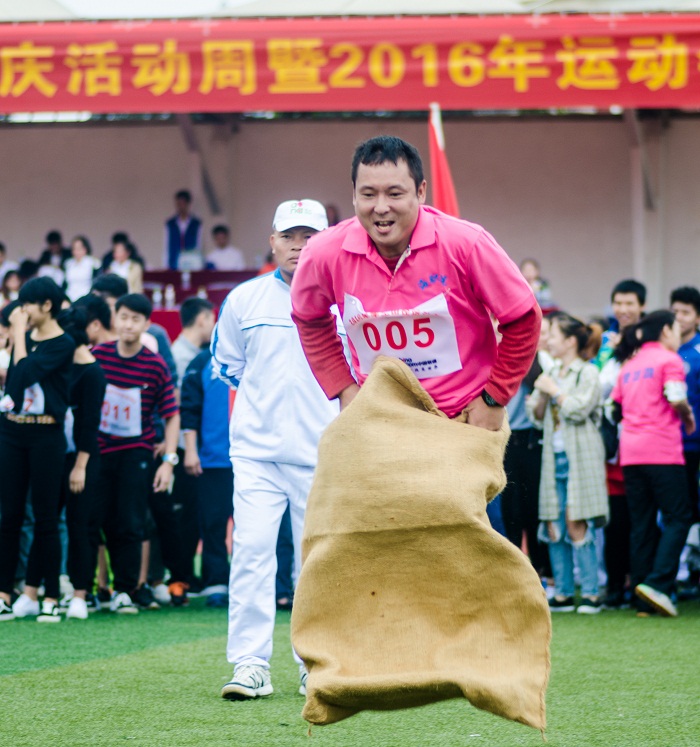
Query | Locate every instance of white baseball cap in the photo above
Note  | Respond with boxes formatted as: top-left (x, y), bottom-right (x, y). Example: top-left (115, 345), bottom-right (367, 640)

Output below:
top-left (272, 199), bottom-right (328, 233)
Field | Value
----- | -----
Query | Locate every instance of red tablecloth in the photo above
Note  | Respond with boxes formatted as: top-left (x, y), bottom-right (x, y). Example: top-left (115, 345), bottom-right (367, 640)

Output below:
top-left (150, 310), bottom-right (182, 341)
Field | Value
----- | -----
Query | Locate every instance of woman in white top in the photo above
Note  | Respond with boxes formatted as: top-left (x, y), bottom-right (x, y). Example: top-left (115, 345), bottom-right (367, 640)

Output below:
top-left (64, 236), bottom-right (100, 302)
top-left (108, 241), bottom-right (143, 294)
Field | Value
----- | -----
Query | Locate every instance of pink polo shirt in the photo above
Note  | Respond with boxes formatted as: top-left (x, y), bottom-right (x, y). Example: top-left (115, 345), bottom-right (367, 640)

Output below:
top-left (611, 342), bottom-right (686, 466)
top-left (291, 205), bottom-right (537, 418)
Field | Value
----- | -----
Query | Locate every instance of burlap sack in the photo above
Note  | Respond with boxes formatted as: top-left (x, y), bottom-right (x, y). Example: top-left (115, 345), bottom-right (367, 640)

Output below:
top-left (291, 356), bottom-right (550, 730)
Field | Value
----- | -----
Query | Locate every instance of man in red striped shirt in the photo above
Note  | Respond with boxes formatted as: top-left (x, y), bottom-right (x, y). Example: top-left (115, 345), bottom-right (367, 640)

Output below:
top-left (93, 294), bottom-right (180, 614)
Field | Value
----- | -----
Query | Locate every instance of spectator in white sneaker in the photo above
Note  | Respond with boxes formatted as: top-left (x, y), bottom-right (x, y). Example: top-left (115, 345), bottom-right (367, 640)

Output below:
top-left (211, 199), bottom-right (342, 699)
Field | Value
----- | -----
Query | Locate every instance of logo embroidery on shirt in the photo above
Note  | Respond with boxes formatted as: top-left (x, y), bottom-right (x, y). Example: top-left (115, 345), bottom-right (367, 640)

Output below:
top-left (418, 273), bottom-right (447, 290)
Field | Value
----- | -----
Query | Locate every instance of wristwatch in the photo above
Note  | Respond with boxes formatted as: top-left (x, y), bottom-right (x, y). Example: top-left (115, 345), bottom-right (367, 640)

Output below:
top-left (480, 389), bottom-right (502, 408)
top-left (162, 452), bottom-right (180, 466)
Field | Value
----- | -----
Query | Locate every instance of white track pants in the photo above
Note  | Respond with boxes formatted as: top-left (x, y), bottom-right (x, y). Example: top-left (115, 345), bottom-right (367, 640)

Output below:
top-left (226, 457), bottom-right (312, 667)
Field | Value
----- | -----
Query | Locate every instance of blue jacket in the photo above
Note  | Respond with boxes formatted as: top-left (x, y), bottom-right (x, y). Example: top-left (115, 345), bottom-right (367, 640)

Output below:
top-left (180, 349), bottom-right (231, 468)
top-left (679, 332), bottom-right (700, 451)
top-left (165, 215), bottom-right (202, 270)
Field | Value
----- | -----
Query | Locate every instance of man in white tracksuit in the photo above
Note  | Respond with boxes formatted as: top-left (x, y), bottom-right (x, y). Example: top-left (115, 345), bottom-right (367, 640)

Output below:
top-left (212, 199), bottom-right (344, 700)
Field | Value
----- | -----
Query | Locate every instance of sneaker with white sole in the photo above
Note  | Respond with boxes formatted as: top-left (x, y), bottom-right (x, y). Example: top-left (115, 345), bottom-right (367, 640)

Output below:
top-left (299, 667), bottom-right (308, 697)
top-left (635, 584), bottom-right (678, 617)
top-left (13, 593), bottom-right (40, 618)
top-left (37, 601), bottom-right (61, 623)
top-left (0, 598), bottom-right (15, 621)
top-left (221, 664), bottom-right (273, 700)
top-left (152, 583), bottom-right (171, 606)
top-left (66, 597), bottom-right (89, 620)
top-left (110, 592), bottom-right (138, 614)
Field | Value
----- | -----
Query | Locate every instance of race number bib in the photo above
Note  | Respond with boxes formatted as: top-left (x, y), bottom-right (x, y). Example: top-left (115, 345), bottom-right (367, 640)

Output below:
top-left (100, 384), bottom-right (142, 438)
top-left (343, 293), bottom-right (461, 379)
top-left (21, 383), bottom-right (46, 414)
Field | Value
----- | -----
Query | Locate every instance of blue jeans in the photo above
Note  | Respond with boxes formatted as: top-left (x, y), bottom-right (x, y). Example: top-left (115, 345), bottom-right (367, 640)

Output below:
top-left (540, 452), bottom-right (599, 598)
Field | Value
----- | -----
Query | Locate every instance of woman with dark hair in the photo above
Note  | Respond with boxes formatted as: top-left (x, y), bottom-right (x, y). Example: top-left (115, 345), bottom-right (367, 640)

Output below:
top-left (108, 241), bottom-right (143, 293)
top-left (0, 277), bottom-right (75, 622)
top-left (611, 310), bottom-right (694, 617)
top-left (1, 269), bottom-right (21, 308)
top-left (527, 313), bottom-right (609, 614)
top-left (58, 305), bottom-right (106, 618)
top-left (64, 236), bottom-right (100, 302)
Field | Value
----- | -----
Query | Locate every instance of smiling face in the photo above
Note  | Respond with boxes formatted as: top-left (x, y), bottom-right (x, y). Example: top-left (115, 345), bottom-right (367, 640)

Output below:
top-left (547, 319), bottom-right (577, 360)
top-left (671, 301), bottom-right (700, 341)
top-left (269, 226), bottom-right (318, 284)
top-left (612, 292), bottom-right (644, 330)
top-left (353, 159), bottom-right (426, 259)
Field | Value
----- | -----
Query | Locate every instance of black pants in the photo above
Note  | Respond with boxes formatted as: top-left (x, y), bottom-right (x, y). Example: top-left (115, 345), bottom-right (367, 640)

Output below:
top-left (623, 464), bottom-right (692, 596)
top-left (683, 450), bottom-right (700, 525)
top-left (0, 421), bottom-right (66, 599)
top-left (500, 428), bottom-right (550, 576)
top-left (148, 448), bottom-right (200, 585)
top-left (197, 468), bottom-right (233, 589)
top-left (98, 448), bottom-right (152, 594)
top-left (60, 451), bottom-right (101, 592)
top-left (603, 493), bottom-right (631, 595)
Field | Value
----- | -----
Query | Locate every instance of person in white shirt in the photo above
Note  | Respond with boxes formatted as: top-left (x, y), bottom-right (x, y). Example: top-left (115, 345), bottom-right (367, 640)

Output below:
top-left (206, 225), bottom-right (246, 271)
top-left (211, 199), bottom-right (344, 701)
top-left (64, 236), bottom-right (100, 302)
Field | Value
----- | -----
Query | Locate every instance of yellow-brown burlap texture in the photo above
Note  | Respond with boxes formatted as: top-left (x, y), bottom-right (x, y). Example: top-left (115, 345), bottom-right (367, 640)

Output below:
top-left (291, 357), bottom-right (551, 729)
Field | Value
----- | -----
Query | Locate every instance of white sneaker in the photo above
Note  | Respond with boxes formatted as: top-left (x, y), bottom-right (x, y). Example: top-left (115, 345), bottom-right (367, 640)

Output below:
top-left (67, 596), bottom-right (89, 620)
top-left (299, 667), bottom-right (308, 697)
top-left (0, 598), bottom-right (15, 621)
top-left (110, 592), bottom-right (138, 614)
top-left (12, 593), bottom-right (40, 618)
top-left (37, 601), bottom-right (61, 623)
top-left (635, 584), bottom-right (678, 617)
top-left (59, 574), bottom-right (74, 599)
top-left (152, 583), bottom-right (171, 605)
top-left (221, 664), bottom-right (273, 700)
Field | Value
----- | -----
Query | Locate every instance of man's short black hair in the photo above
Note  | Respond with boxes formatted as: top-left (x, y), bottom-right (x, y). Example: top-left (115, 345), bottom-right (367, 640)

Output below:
top-left (175, 189), bottom-right (192, 203)
top-left (17, 276), bottom-right (65, 317)
top-left (92, 273), bottom-right (128, 300)
top-left (351, 136), bottom-right (424, 190)
top-left (670, 285), bottom-right (700, 315)
top-left (46, 230), bottom-right (62, 245)
top-left (180, 297), bottom-right (214, 328)
top-left (212, 224), bottom-right (229, 236)
top-left (111, 231), bottom-right (129, 245)
top-left (115, 293), bottom-right (152, 320)
top-left (611, 279), bottom-right (646, 306)
top-left (73, 293), bottom-right (112, 331)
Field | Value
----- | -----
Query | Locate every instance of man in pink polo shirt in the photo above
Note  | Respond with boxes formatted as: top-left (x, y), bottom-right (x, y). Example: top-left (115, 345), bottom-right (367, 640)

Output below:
top-left (291, 135), bottom-right (541, 427)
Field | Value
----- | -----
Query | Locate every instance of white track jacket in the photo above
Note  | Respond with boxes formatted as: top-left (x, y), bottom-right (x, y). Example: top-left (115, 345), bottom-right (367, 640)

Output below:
top-left (211, 268), bottom-right (345, 466)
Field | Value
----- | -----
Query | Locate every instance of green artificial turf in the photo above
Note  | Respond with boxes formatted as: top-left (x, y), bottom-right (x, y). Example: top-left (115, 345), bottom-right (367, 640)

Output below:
top-left (3, 600), bottom-right (700, 747)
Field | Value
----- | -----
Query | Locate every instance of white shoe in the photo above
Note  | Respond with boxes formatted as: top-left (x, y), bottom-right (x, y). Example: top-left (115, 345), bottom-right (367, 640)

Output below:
top-left (299, 667), bottom-right (308, 697)
top-left (635, 584), bottom-right (678, 617)
top-left (152, 583), bottom-right (171, 605)
top-left (67, 597), bottom-right (89, 620)
top-left (221, 664), bottom-right (273, 700)
top-left (110, 592), bottom-right (138, 614)
top-left (59, 574), bottom-right (74, 599)
top-left (12, 593), bottom-right (40, 618)
top-left (37, 600), bottom-right (61, 623)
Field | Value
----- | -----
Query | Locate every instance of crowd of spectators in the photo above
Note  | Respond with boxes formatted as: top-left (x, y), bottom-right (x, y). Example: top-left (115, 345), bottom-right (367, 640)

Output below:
top-left (0, 224), bottom-right (698, 622)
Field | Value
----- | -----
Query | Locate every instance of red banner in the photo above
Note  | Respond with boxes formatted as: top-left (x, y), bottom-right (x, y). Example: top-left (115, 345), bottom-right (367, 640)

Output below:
top-left (2, 15), bottom-right (700, 113)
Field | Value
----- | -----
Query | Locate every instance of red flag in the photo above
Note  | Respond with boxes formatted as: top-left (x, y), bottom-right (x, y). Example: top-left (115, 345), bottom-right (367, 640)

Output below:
top-left (428, 103), bottom-right (460, 217)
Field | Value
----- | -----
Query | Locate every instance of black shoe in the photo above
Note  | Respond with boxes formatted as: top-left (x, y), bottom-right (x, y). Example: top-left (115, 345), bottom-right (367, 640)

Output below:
top-left (577, 596), bottom-right (602, 615)
top-left (549, 596), bottom-right (575, 612)
top-left (133, 585), bottom-right (160, 610)
top-left (602, 591), bottom-right (630, 610)
top-left (97, 587), bottom-right (113, 605)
